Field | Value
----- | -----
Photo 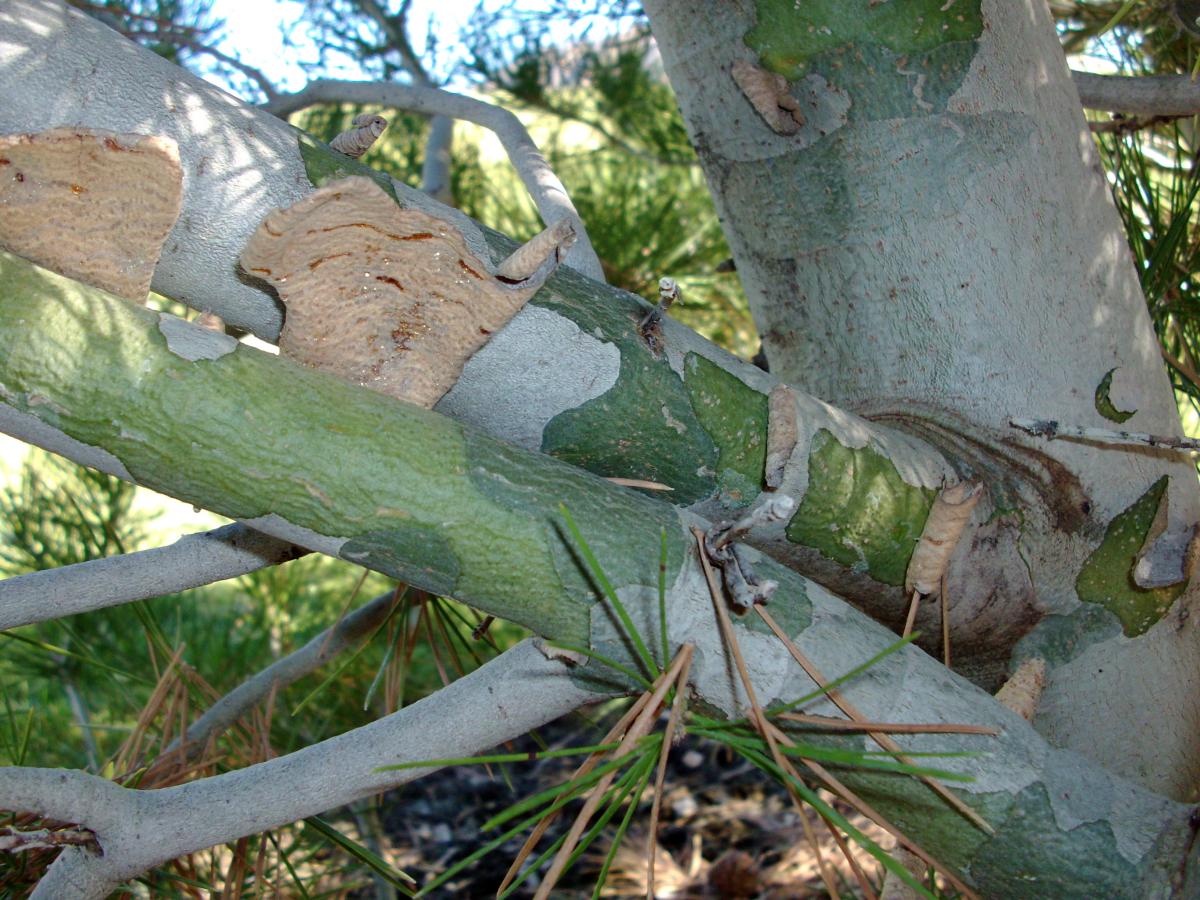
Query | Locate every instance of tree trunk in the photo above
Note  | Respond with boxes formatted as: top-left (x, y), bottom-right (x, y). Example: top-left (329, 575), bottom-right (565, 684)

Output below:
top-left (643, 0), bottom-right (1200, 800)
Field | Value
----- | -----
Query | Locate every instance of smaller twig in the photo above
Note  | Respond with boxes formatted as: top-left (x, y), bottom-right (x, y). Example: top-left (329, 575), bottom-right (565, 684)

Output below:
top-left (708, 494), bottom-right (796, 552)
top-left (179, 40), bottom-right (282, 103)
top-left (1072, 70), bottom-right (1200, 118)
top-left (638, 277), bottom-right (681, 333)
top-left (1011, 417), bottom-right (1200, 453)
top-left (1089, 113), bottom-right (1183, 134)
top-left (0, 825), bottom-right (98, 854)
top-left (0, 523), bottom-right (304, 630)
top-left (646, 648), bottom-right (692, 899)
top-left (701, 497), bottom-right (795, 611)
top-left (160, 591), bottom-right (400, 761)
top-left (778, 713), bottom-right (998, 736)
top-left (902, 589), bottom-right (920, 639)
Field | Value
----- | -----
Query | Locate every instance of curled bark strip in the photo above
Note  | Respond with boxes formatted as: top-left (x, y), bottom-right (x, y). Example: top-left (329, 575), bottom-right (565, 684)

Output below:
top-left (329, 113), bottom-right (388, 159)
top-left (731, 60), bottom-right (804, 134)
top-left (0, 128), bottom-right (182, 301)
top-left (905, 480), bottom-right (983, 596)
top-left (495, 217), bottom-right (576, 281)
top-left (240, 177), bottom-right (572, 408)
top-left (765, 384), bottom-right (800, 489)
top-left (994, 657), bottom-right (1046, 723)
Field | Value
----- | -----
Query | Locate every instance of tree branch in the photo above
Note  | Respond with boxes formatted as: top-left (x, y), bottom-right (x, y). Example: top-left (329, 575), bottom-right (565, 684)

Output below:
top-left (10, 640), bottom-right (604, 900)
top-left (0, 524), bottom-right (304, 630)
top-left (1072, 70), bottom-right (1200, 116)
top-left (420, 112), bottom-right (454, 204)
top-left (161, 589), bottom-right (400, 761)
top-left (264, 80), bottom-right (605, 282)
top-left (178, 39), bottom-right (281, 104)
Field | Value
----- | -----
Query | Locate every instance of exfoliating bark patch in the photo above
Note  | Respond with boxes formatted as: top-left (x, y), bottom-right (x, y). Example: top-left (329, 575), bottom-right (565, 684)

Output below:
top-left (0, 128), bottom-right (182, 301)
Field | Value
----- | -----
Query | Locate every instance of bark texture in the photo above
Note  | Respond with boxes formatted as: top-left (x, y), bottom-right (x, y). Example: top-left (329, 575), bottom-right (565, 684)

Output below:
top-left (642, 0), bottom-right (1200, 799)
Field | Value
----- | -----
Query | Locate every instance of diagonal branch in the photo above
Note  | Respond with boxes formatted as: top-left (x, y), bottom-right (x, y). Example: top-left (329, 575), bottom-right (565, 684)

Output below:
top-left (0, 250), bottom-right (1194, 898)
top-left (178, 39), bottom-right (282, 104)
top-left (0, 524), bottom-right (305, 630)
top-left (160, 589), bottom-right (401, 762)
top-left (3, 640), bottom-right (604, 900)
top-left (264, 80), bottom-right (605, 281)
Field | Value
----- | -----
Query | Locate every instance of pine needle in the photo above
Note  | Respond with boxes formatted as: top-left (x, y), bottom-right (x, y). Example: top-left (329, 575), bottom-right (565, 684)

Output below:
top-left (755, 605), bottom-right (995, 836)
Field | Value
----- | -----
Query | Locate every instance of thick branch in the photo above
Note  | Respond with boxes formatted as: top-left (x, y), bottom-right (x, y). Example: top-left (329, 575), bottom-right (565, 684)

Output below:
top-left (1072, 70), bottom-right (1200, 116)
top-left (264, 79), bottom-right (604, 281)
top-left (0, 524), bottom-right (304, 630)
top-left (12, 640), bottom-right (602, 900)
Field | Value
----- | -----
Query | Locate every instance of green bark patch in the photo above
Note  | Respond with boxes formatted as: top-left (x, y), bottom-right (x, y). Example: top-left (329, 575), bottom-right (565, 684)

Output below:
top-left (462, 429), bottom-right (687, 612)
top-left (970, 782), bottom-right (1147, 899)
top-left (852, 767), bottom-right (1010, 871)
top-left (744, 0), bottom-right (983, 119)
top-left (0, 251), bottom-right (659, 642)
top-left (1011, 605), bottom-right (1123, 670)
top-left (784, 430), bottom-right (935, 586)
top-left (297, 132), bottom-right (399, 202)
top-left (1075, 477), bottom-right (1184, 637)
top-left (1094, 368), bottom-right (1136, 423)
top-left (682, 353), bottom-right (767, 506)
top-left (341, 524), bottom-right (460, 596)
top-left (541, 330), bottom-right (720, 506)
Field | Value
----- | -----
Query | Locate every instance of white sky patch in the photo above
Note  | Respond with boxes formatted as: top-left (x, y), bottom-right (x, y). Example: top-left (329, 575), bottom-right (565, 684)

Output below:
top-left (207, 0), bottom-right (479, 95)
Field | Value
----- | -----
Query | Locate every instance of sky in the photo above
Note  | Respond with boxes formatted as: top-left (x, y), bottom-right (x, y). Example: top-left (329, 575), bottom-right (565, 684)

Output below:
top-left (204, 0), bottom-right (544, 97)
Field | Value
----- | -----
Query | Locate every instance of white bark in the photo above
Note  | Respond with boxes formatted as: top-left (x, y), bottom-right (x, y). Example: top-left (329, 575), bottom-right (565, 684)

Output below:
top-left (0, 524), bottom-right (302, 629)
top-left (7, 639), bottom-right (602, 899)
top-left (642, 0), bottom-right (1200, 797)
top-left (162, 590), bottom-right (399, 759)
